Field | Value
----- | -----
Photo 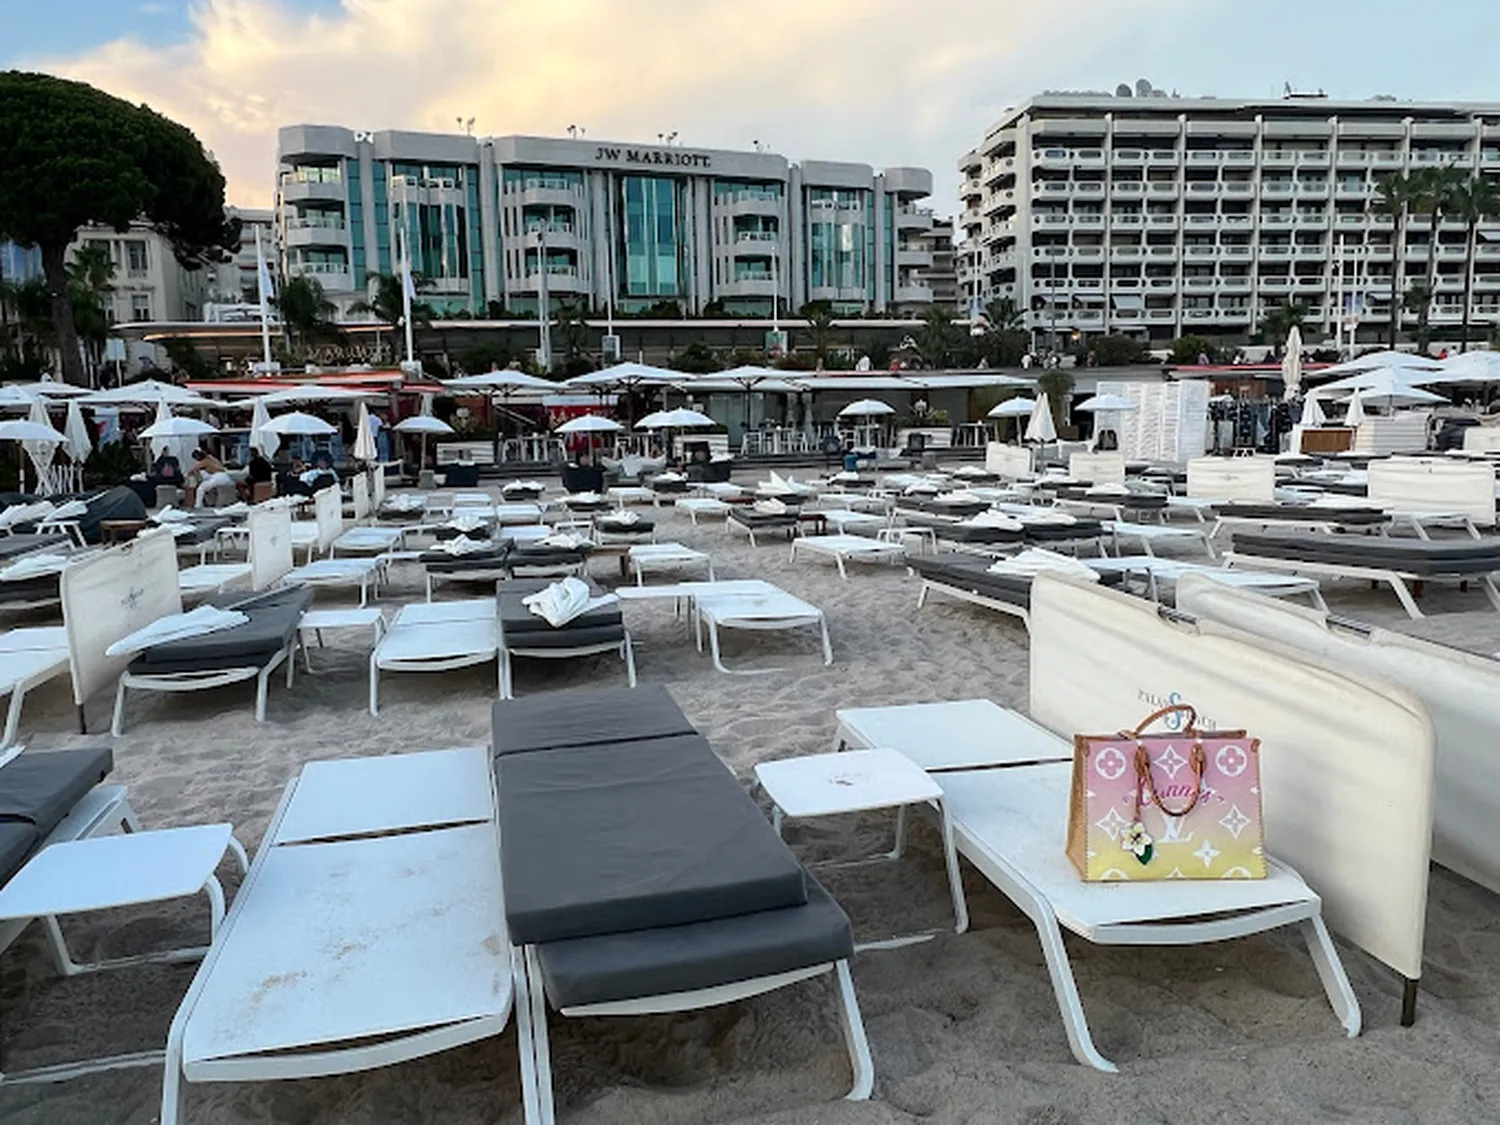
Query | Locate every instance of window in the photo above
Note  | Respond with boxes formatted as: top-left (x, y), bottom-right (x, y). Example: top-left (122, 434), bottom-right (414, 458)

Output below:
top-left (126, 241), bottom-right (148, 274)
top-left (130, 294), bottom-right (152, 321)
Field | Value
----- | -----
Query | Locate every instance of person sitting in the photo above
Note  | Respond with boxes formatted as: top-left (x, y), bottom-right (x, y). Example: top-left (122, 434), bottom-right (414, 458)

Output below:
top-left (300, 452), bottom-right (338, 492)
top-left (189, 448), bottom-right (234, 508)
top-left (241, 448), bottom-right (274, 501)
top-left (277, 456), bottom-right (315, 498)
top-left (151, 450), bottom-right (183, 483)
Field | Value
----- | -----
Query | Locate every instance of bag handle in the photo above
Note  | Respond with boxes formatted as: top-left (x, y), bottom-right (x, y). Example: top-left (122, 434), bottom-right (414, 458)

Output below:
top-left (1127, 703), bottom-right (1198, 737)
top-left (1133, 742), bottom-right (1206, 817)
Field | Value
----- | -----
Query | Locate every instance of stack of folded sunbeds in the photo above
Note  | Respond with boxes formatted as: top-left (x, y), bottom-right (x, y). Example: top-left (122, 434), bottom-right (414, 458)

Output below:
top-left (493, 685), bottom-right (871, 1120)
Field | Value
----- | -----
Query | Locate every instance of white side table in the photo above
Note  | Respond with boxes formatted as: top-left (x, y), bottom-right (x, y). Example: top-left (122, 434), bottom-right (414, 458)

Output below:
top-left (835, 698), bottom-right (1073, 772)
top-left (299, 607), bottom-right (387, 673)
top-left (754, 748), bottom-right (968, 946)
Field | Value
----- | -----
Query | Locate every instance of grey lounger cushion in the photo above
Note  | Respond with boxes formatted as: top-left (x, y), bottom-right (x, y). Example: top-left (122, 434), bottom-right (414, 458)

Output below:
top-left (912, 555), bottom-right (1122, 607)
top-left (129, 587), bottom-right (311, 673)
top-left (497, 579), bottom-right (624, 649)
top-left (493, 684), bottom-right (692, 758)
top-left (1024, 520), bottom-right (1105, 543)
top-left (729, 509), bottom-right (800, 529)
top-left (596, 516), bottom-right (656, 534)
top-left (499, 733), bottom-right (807, 944)
top-left (536, 878), bottom-right (853, 1008)
top-left (0, 533), bottom-right (70, 560)
top-left (1231, 531), bottom-right (1500, 576)
top-left (1215, 503), bottom-right (1389, 527)
top-left (0, 746), bottom-right (113, 885)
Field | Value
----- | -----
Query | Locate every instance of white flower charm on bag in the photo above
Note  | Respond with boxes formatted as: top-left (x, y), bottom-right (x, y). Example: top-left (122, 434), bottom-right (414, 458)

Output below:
top-left (1122, 821), bottom-right (1154, 866)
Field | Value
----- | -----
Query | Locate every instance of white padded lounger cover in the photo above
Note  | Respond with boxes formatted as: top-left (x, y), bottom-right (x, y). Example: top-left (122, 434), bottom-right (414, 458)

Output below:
top-left (351, 473), bottom-right (371, 521)
top-left (985, 443), bottom-right (1033, 480)
top-left (313, 486), bottom-right (342, 553)
top-left (1028, 574), bottom-right (1435, 981)
top-left (1187, 455), bottom-right (1276, 502)
top-left (249, 503), bottom-right (294, 590)
top-left (61, 530), bottom-right (182, 707)
top-left (1069, 452), bottom-right (1126, 486)
top-left (1367, 457), bottom-right (1496, 528)
top-left (1177, 573), bottom-right (1500, 897)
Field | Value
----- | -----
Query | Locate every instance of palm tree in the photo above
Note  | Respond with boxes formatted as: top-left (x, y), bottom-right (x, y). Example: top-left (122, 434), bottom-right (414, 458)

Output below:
top-left (914, 306), bottom-right (959, 369)
top-left (1408, 166), bottom-right (1467, 353)
top-left (1257, 299), bottom-right (1307, 346)
top-left (800, 300), bottom-right (836, 368)
top-left (349, 271), bottom-right (434, 329)
top-left (551, 299), bottom-right (592, 372)
top-left (1371, 173), bottom-right (1418, 348)
top-left (982, 296), bottom-right (1024, 331)
top-left (1450, 174), bottom-right (1500, 352)
top-left (274, 275), bottom-right (341, 357)
top-left (1404, 281), bottom-right (1436, 354)
top-left (66, 244), bottom-right (116, 383)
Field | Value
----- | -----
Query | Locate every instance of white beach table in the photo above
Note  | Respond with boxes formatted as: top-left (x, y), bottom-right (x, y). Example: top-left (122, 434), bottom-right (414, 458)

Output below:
top-left (629, 542), bottom-right (715, 585)
top-left (934, 760), bottom-right (1359, 1073)
top-left (1105, 520), bottom-right (1215, 559)
top-left (1088, 556), bottom-right (1328, 609)
top-left (835, 698), bottom-right (1071, 772)
top-left (0, 823), bottom-right (246, 1084)
top-left (790, 534), bottom-right (904, 579)
top-left (755, 748), bottom-right (968, 945)
top-left (606, 486), bottom-right (654, 507)
top-left (161, 747), bottom-right (513, 1125)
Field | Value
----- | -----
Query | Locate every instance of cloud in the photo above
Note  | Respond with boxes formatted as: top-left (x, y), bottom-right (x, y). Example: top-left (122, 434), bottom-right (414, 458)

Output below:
top-left (137, 2), bottom-right (174, 14)
top-left (31, 0), bottom-right (1195, 212)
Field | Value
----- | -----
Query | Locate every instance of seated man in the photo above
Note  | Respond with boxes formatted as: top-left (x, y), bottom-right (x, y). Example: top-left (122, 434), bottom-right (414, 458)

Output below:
top-left (241, 448), bottom-right (275, 501)
top-left (277, 456), bottom-right (315, 498)
top-left (189, 448), bottom-right (234, 508)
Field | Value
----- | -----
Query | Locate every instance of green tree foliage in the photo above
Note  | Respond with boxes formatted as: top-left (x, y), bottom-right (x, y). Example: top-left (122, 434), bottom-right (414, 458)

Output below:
top-left (1447, 175), bottom-right (1500, 352)
top-left (349, 271), bottom-right (434, 329)
top-left (668, 340), bottom-right (721, 374)
top-left (65, 243), bottom-right (116, 380)
top-left (159, 335), bottom-right (213, 381)
top-left (1371, 173), bottom-right (1419, 349)
top-left (0, 72), bottom-right (238, 384)
top-left (1257, 300), bottom-right (1307, 346)
top-left (1034, 368), bottom-right (1074, 426)
top-left (1078, 333), bottom-right (1151, 367)
top-left (800, 300), bottom-right (836, 368)
top-left (1169, 335), bottom-right (1221, 366)
top-left (913, 306), bottom-right (960, 369)
top-left (274, 275), bottom-right (342, 357)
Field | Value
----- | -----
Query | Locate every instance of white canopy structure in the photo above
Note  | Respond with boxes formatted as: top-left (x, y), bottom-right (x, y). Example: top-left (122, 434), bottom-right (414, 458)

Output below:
top-left (352, 401), bottom-right (379, 462)
top-left (1313, 350), bottom-right (1443, 379)
top-left (636, 408), bottom-right (717, 430)
top-left (392, 415), bottom-right (455, 435)
top-left (565, 363), bottom-right (680, 390)
top-left (556, 414), bottom-right (624, 434)
top-left (444, 370), bottom-right (556, 395)
top-left (1074, 393), bottom-right (1138, 413)
top-left (988, 397), bottom-right (1037, 418)
top-left (253, 385), bottom-right (379, 408)
top-left (1426, 350), bottom-right (1500, 385)
top-left (249, 398), bottom-right (279, 458)
top-left (139, 415), bottom-right (217, 440)
top-left (0, 419), bottom-right (67, 444)
top-left (1316, 366), bottom-right (1448, 405)
top-left (260, 411), bottom-right (337, 437)
top-left (837, 399), bottom-right (896, 417)
top-left (1025, 394), bottom-right (1058, 443)
top-left (63, 399), bottom-right (92, 462)
top-left (1281, 325), bottom-right (1303, 401)
top-left (79, 379), bottom-right (213, 408)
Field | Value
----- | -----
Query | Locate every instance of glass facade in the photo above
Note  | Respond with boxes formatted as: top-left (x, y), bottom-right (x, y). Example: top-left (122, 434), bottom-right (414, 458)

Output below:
top-left (0, 241), bottom-right (42, 283)
top-left (372, 162), bottom-right (390, 274)
top-left (346, 165), bottom-right (366, 288)
top-left (807, 188), bottom-right (869, 293)
top-left (620, 176), bottom-right (685, 299)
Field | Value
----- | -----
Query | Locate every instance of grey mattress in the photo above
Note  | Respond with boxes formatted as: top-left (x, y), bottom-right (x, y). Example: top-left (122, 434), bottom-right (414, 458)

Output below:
top-left (497, 578), bottom-right (625, 649)
top-left (0, 533), bottom-right (69, 560)
top-left (1215, 503), bottom-right (1389, 527)
top-left (1231, 531), bottom-right (1500, 576)
top-left (729, 509), bottom-right (800, 529)
top-left (0, 746), bottom-right (113, 885)
top-left (169, 516), bottom-right (233, 545)
top-left (421, 547), bottom-right (510, 574)
top-left (493, 684), bottom-right (693, 757)
top-left (1024, 521), bottom-right (1104, 543)
top-left (0, 574), bottom-right (61, 605)
top-left (536, 878), bottom-right (852, 1008)
top-left (130, 587), bottom-right (312, 673)
top-left (499, 733), bottom-right (807, 945)
top-left (902, 498), bottom-right (991, 519)
top-left (932, 523), bottom-right (1024, 545)
top-left (912, 554), bottom-right (1122, 607)
top-left (596, 518), bottom-right (656, 535)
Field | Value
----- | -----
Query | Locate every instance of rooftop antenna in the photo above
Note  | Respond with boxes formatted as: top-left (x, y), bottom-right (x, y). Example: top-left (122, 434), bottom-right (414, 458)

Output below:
top-left (456, 116), bottom-right (474, 135)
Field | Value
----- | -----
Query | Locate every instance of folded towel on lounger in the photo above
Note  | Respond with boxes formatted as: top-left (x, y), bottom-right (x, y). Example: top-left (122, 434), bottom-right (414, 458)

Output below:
top-left (503, 480), bottom-right (545, 494)
top-left (521, 576), bottom-right (620, 628)
top-left (963, 511), bottom-right (1024, 530)
top-left (153, 505), bottom-right (192, 523)
top-left (0, 502), bottom-right (55, 529)
top-left (1017, 509), bottom-right (1077, 526)
top-left (436, 535), bottom-right (492, 556)
top-left (655, 471), bottom-right (687, 483)
top-left (1, 553), bottom-right (74, 581)
top-left (446, 513), bottom-right (489, 532)
top-left (105, 605), bottom-right (250, 658)
top-left (599, 510), bottom-right (642, 526)
top-left (988, 548), bottom-right (1099, 582)
top-left (538, 532), bottom-right (591, 549)
top-left (753, 498), bottom-right (788, 515)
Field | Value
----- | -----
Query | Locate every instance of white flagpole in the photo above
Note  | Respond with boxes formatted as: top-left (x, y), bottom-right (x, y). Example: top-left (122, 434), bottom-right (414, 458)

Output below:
top-left (254, 226), bottom-right (273, 369)
top-left (400, 191), bottom-right (415, 366)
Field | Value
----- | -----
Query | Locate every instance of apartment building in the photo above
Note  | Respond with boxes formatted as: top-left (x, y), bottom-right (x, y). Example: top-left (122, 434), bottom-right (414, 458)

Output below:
top-left (70, 221), bottom-right (213, 324)
top-left (912, 216), bottom-right (960, 310)
top-left (275, 125), bottom-right (936, 319)
top-left (960, 92), bottom-right (1500, 346)
top-left (211, 207), bottom-right (278, 303)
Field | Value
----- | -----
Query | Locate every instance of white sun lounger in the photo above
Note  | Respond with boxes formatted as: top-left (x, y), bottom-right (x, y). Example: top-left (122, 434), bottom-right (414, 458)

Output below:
top-left (790, 534), bottom-right (905, 579)
top-left (331, 524), bottom-right (404, 556)
top-left (0, 627), bottom-right (71, 761)
top-left (693, 586), bottom-right (833, 673)
top-left (1105, 520), bottom-right (1215, 559)
top-left (814, 509), bottom-right (889, 533)
top-left (161, 747), bottom-right (513, 1125)
top-left (675, 496), bottom-right (729, 525)
top-left (179, 503), bottom-right (293, 600)
top-left (369, 599), bottom-right (499, 714)
top-left (282, 556), bottom-right (383, 606)
top-left (495, 503), bottom-right (544, 525)
top-left (1088, 555), bottom-right (1327, 609)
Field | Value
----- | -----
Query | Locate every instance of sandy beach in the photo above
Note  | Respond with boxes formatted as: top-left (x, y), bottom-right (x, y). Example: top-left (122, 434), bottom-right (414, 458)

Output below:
top-left (2, 483), bottom-right (1498, 1125)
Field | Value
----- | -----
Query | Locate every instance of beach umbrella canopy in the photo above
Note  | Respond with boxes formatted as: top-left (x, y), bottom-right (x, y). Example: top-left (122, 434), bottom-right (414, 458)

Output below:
top-left (249, 397), bottom-right (278, 457)
top-left (139, 415), bottom-right (217, 439)
top-left (1281, 325), bottom-right (1303, 401)
top-left (1425, 350), bottom-right (1500, 386)
top-left (79, 379), bottom-right (212, 408)
top-left (260, 411), bottom-right (337, 436)
top-left (352, 400), bottom-right (378, 461)
top-left (837, 399), bottom-right (896, 417)
top-left (4, 380), bottom-right (90, 399)
top-left (255, 385), bottom-right (379, 407)
top-left (556, 414), bottom-right (624, 434)
top-left (1322, 367), bottom-right (1446, 405)
top-left (0, 386), bottom-right (38, 411)
top-left (1025, 394), bottom-right (1058, 443)
top-left (393, 415), bottom-right (455, 435)
top-left (1303, 395), bottom-right (1328, 427)
top-left (0, 419), bottom-right (67, 443)
top-left (445, 370), bottom-right (556, 393)
top-left (988, 397), bottom-right (1038, 418)
top-left (1334, 385), bottom-right (1446, 407)
top-left (63, 399), bottom-right (92, 461)
top-left (565, 362), bottom-right (680, 390)
top-left (1314, 350), bottom-right (1442, 380)
top-left (1344, 392), bottom-right (1366, 427)
top-left (1074, 393), bottom-right (1138, 412)
top-left (22, 399), bottom-right (59, 488)
top-left (636, 408), bottom-right (716, 430)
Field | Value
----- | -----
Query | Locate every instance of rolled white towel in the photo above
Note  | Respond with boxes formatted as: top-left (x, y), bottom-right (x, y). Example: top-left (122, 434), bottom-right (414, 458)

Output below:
top-left (655, 471), bottom-right (687, 483)
top-left (0, 553), bottom-right (75, 581)
top-left (753, 498), bottom-right (788, 515)
top-left (962, 511), bottom-right (1024, 530)
top-left (566, 491), bottom-right (603, 504)
top-left (437, 535), bottom-right (491, 556)
top-left (445, 514), bottom-right (488, 532)
top-left (935, 489), bottom-right (984, 505)
top-left (1017, 509), bottom-right (1078, 526)
top-left (600, 510), bottom-right (642, 526)
top-left (1085, 483), bottom-right (1130, 497)
top-left (521, 576), bottom-right (619, 627)
top-left (537, 532), bottom-right (591, 549)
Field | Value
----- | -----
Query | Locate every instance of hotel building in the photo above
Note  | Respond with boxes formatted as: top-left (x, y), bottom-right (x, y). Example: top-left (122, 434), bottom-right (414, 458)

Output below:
top-left (275, 126), bottom-right (936, 319)
top-left (959, 93), bottom-right (1500, 345)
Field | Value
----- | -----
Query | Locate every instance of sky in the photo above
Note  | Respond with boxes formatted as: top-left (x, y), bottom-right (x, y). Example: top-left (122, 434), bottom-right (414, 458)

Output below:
top-left (7, 0), bottom-right (1500, 216)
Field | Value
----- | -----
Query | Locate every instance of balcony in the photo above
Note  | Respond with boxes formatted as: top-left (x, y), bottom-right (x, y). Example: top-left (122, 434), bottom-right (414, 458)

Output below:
top-left (1222, 215), bottom-right (1253, 228)
top-left (1220, 245), bottom-right (1253, 258)
top-left (1184, 278), bottom-right (1217, 289)
top-left (1260, 246), bottom-right (1293, 259)
top-left (519, 225), bottom-right (585, 254)
top-left (1147, 183), bottom-right (1179, 198)
top-left (1076, 148), bottom-right (1106, 166)
top-left (1111, 277), bottom-right (1142, 288)
top-left (1218, 274), bottom-right (1252, 290)
top-left (1185, 215), bottom-right (1217, 226)
top-left (287, 260), bottom-right (351, 291)
top-left (1297, 211), bottom-right (1329, 228)
top-left (1147, 278), bottom-right (1177, 288)
top-left (1033, 214), bottom-right (1070, 227)
top-left (1075, 278), bottom-right (1104, 290)
top-left (1262, 182), bottom-right (1295, 196)
top-left (1111, 246), bottom-right (1144, 259)
top-left (896, 247), bottom-right (934, 268)
top-left (1260, 213), bottom-right (1296, 229)
top-left (1113, 149), bottom-right (1146, 164)
top-left (517, 265), bottom-right (585, 294)
top-left (1034, 182), bottom-right (1071, 197)
top-left (281, 179), bottom-right (345, 204)
top-left (1147, 308), bottom-right (1176, 320)
top-left (1294, 277), bottom-right (1325, 290)
top-left (515, 182), bottom-right (586, 210)
top-left (1223, 183), bottom-right (1255, 196)
top-left (1113, 213), bottom-right (1144, 226)
top-left (894, 205), bottom-right (934, 230)
top-left (1034, 147), bottom-right (1071, 166)
top-left (1224, 151), bottom-right (1256, 166)
top-left (1262, 152), bottom-right (1297, 167)
top-left (1187, 151), bottom-right (1221, 165)
top-left (1371, 152), bottom-right (1403, 168)
top-left (1300, 152), bottom-right (1331, 168)
top-left (1147, 214), bottom-right (1177, 227)
top-left (1072, 247), bottom-right (1105, 260)
top-left (1337, 150), bottom-right (1369, 165)
top-left (1074, 182), bottom-right (1106, 196)
top-left (1148, 150), bottom-right (1177, 164)
top-left (1260, 277), bottom-right (1293, 291)
top-left (1033, 246), bottom-right (1070, 259)
top-left (1184, 308), bottom-right (1219, 321)
top-left (1111, 181), bottom-right (1145, 196)
top-left (285, 222), bottom-right (349, 249)
top-left (1147, 246), bottom-right (1178, 258)
top-left (1186, 182), bottom-right (1221, 197)
top-left (1297, 182), bottom-right (1330, 195)
top-left (1184, 246), bottom-right (1217, 259)
top-left (894, 283), bottom-right (934, 303)
top-left (1073, 214), bottom-right (1105, 227)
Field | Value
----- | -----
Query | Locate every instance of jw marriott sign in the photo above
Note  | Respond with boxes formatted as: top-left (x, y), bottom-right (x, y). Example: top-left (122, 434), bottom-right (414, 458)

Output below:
top-left (593, 146), bottom-right (713, 169)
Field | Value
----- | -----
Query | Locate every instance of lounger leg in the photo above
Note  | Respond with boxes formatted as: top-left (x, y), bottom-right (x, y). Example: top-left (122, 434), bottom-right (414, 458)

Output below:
top-left (622, 634), bottom-right (637, 688)
top-left (820, 618), bottom-right (834, 665)
top-left (523, 946), bottom-right (558, 1125)
top-left (1482, 575), bottom-right (1500, 613)
top-left (836, 555), bottom-right (848, 580)
top-left (1388, 575), bottom-right (1425, 619)
top-left (1, 685), bottom-right (26, 751)
top-left (1028, 906), bottom-right (1117, 1072)
top-left (834, 960), bottom-right (875, 1101)
top-left (1300, 915), bottom-right (1362, 1038)
top-left (1401, 977), bottom-right (1419, 1027)
top-left (936, 797), bottom-right (970, 934)
top-left (1307, 585), bottom-right (1330, 613)
top-left (159, 1027), bottom-right (187, 1125)
top-left (256, 666), bottom-right (271, 722)
top-left (110, 677), bottom-right (128, 738)
top-left (368, 655), bottom-right (380, 716)
top-left (917, 581), bottom-right (930, 609)
top-left (708, 622), bottom-right (729, 673)
top-left (500, 649), bottom-right (514, 700)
